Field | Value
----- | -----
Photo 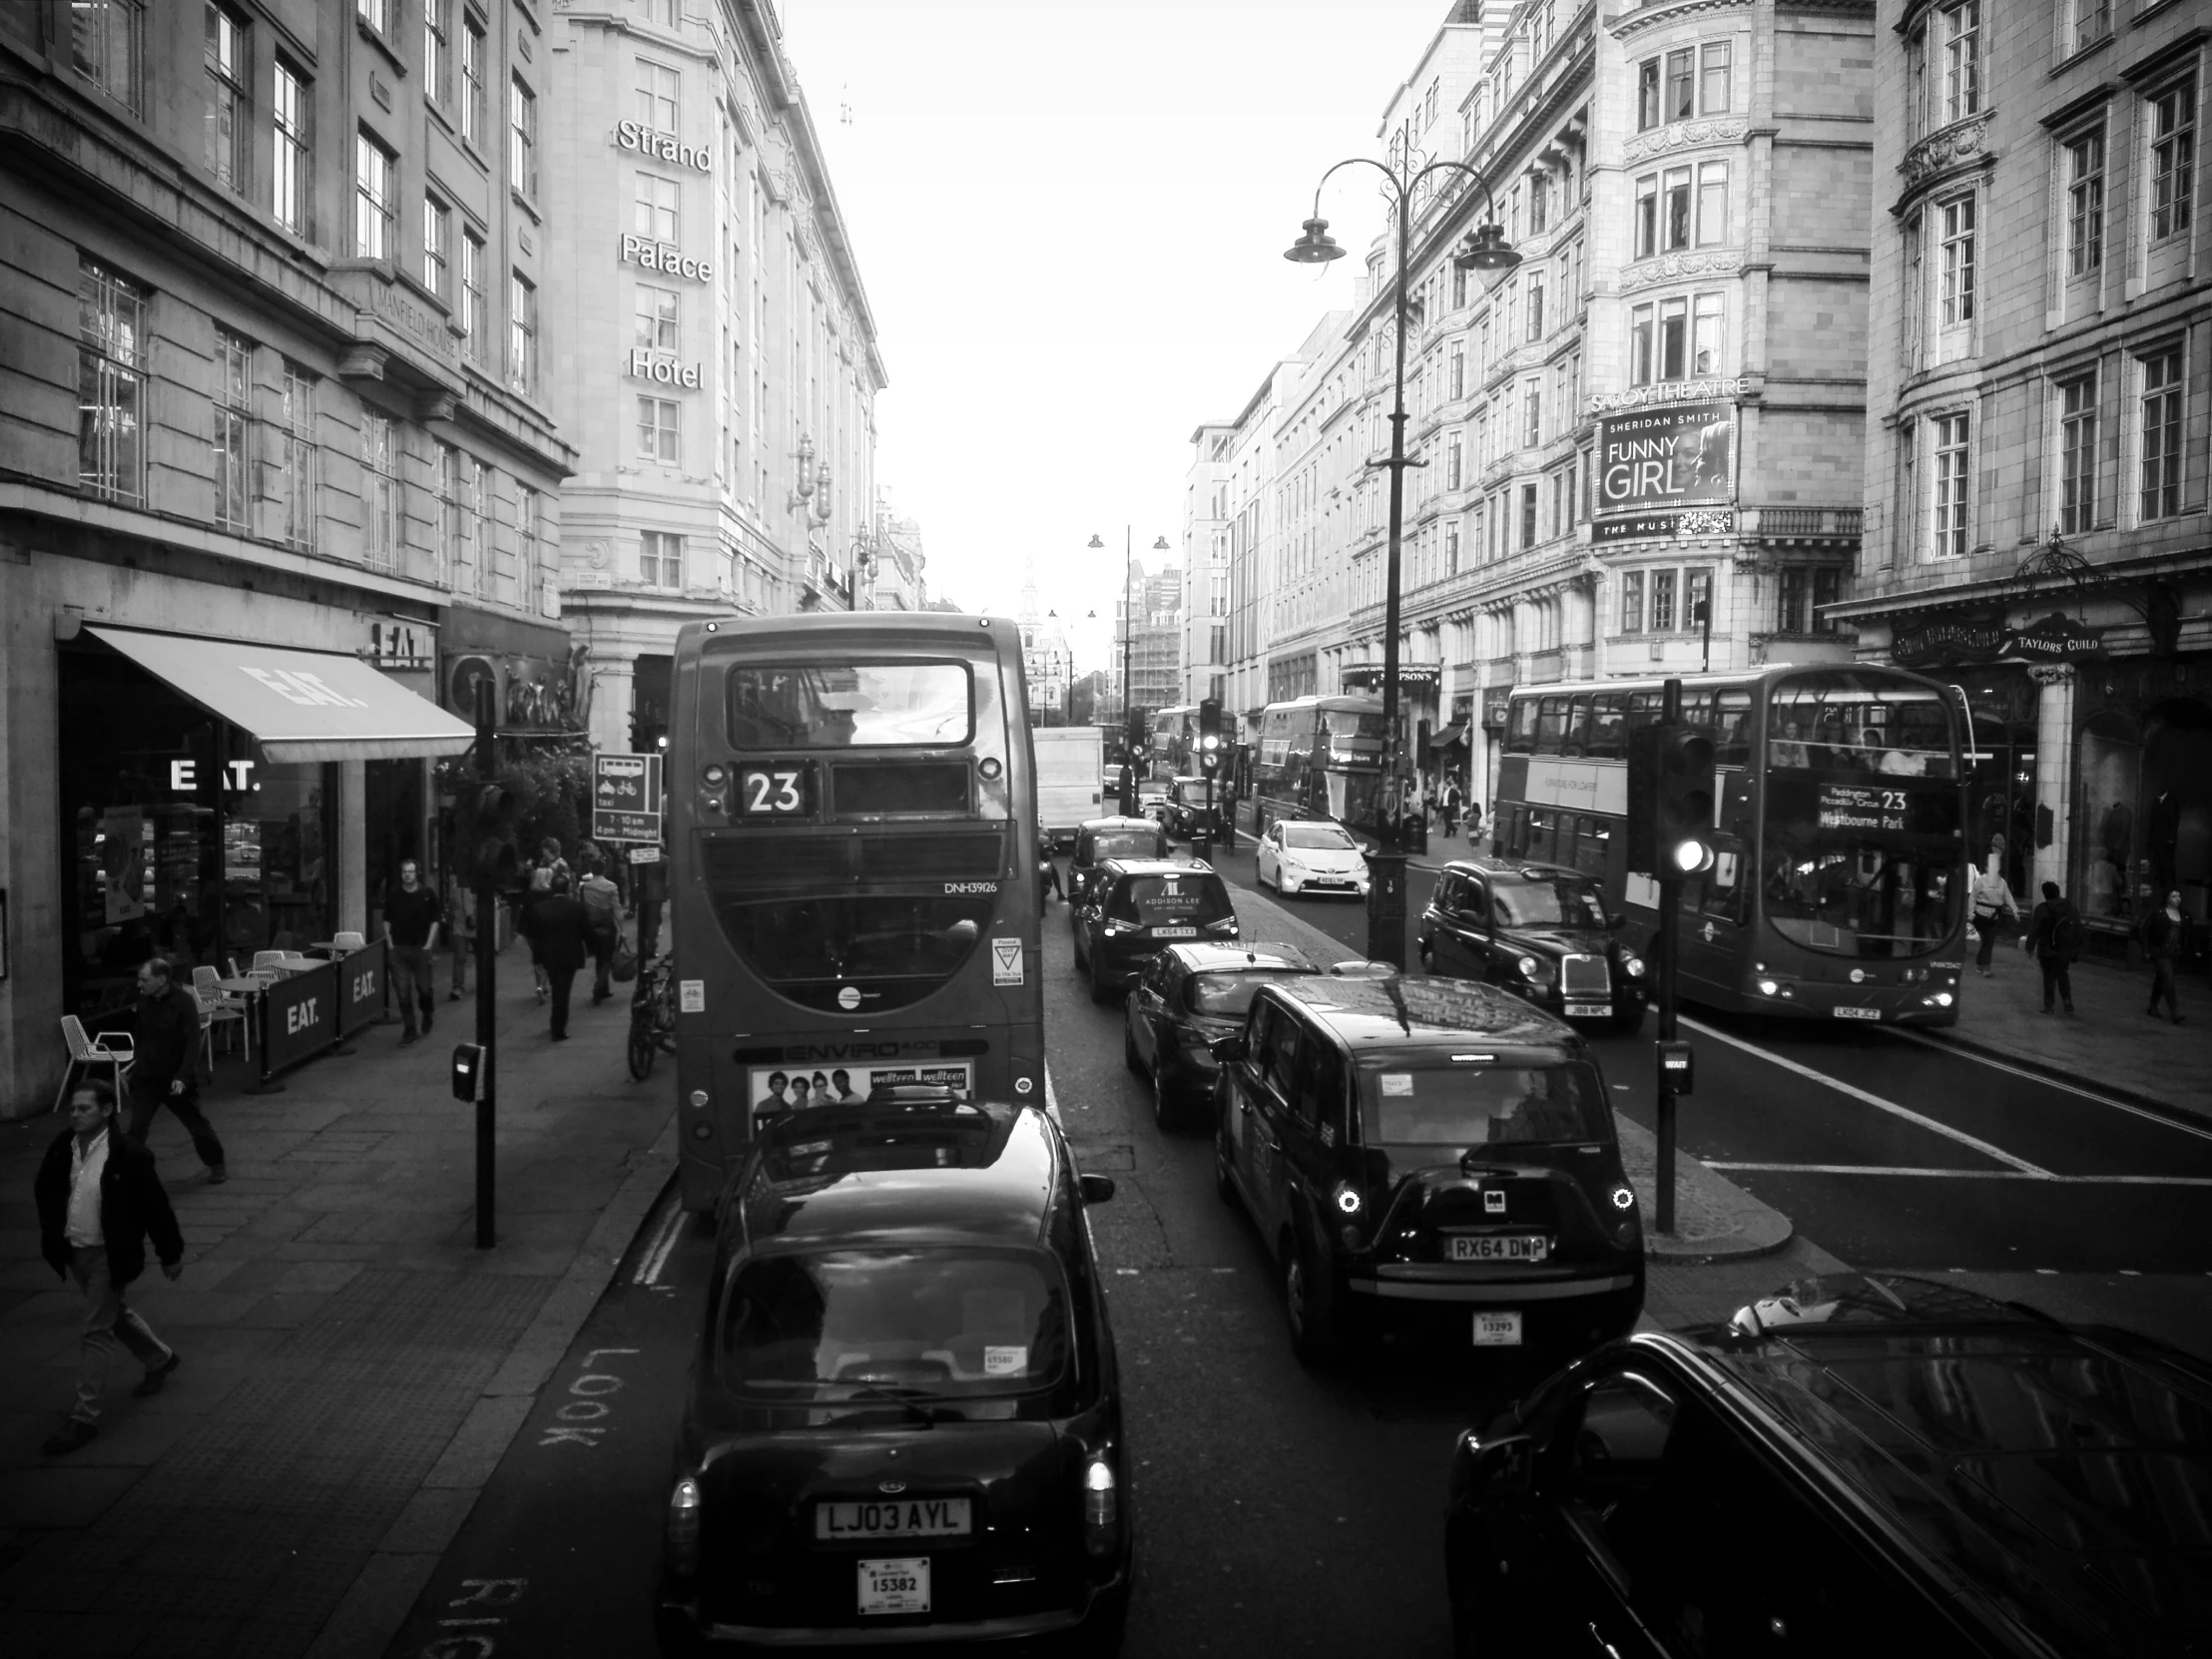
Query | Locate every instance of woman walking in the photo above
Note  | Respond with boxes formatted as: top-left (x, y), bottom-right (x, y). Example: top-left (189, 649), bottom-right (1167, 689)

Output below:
top-left (2144, 889), bottom-right (2191, 1024)
top-left (1968, 862), bottom-right (2017, 977)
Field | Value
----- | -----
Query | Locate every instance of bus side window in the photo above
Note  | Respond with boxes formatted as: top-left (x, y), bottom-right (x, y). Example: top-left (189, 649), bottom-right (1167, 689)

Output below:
top-left (1562, 696), bottom-right (1592, 756)
top-left (1700, 837), bottom-right (1746, 924)
top-left (1533, 697), bottom-right (1569, 755)
top-left (1571, 814), bottom-right (1610, 878)
top-left (1588, 694), bottom-right (1628, 758)
top-left (1626, 691), bottom-right (1662, 733)
top-left (1679, 690), bottom-right (1715, 732)
top-left (1506, 698), bottom-right (1538, 755)
top-left (1713, 690), bottom-right (1753, 767)
top-left (1526, 809), bottom-right (1556, 863)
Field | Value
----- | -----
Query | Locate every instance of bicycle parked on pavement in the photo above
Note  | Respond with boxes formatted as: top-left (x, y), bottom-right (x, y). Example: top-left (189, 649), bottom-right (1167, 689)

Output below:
top-left (627, 953), bottom-right (676, 1082)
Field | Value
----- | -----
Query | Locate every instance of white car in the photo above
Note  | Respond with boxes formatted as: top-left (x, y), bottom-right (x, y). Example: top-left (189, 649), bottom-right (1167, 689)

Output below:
top-left (1257, 820), bottom-right (1372, 897)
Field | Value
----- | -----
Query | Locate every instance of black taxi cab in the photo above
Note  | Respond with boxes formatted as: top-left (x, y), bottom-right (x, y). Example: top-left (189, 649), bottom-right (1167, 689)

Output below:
top-left (656, 1098), bottom-right (1130, 1654)
top-left (1212, 976), bottom-right (1643, 1368)
top-left (1123, 941), bottom-right (1320, 1129)
top-left (1443, 1275), bottom-right (2212, 1659)
top-left (1073, 857), bottom-right (1239, 1003)
top-left (1418, 859), bottom-right (1648, 1036)
top-left (1065, 816), bottom-right (1170, 910)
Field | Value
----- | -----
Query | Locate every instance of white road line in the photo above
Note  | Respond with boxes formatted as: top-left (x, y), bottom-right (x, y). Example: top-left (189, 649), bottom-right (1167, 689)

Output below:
top-left (1679, 1013), bottom-right (2053, 1176)
top-left (1880, 1025), bottom-right (2212, 1143)
top-left (1705, 1160), bottom-right (2212, 1188)
top-left (635, 1194), bottom-right (686, 1287)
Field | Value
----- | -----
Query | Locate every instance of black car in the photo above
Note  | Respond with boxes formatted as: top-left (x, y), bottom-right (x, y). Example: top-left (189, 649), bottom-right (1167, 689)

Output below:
top-left (657, 1097), bottom-right (1130, 1654)
top-left (1443, 1275), bottom-right (2212, 1659)
top-left (1159, 776), bottom-right (1217, 839)
top-left (1122, 942), bottom-right (1320, 1129)
top-left (1066, 817), bottom-right (1170, 910)
top-left (1073, 857), bottom-right (1239, 1003)
top-left (1213, 977), bottom-right (1643, 1368)
top-left (1418, 859), bottom-right (1648, 1036)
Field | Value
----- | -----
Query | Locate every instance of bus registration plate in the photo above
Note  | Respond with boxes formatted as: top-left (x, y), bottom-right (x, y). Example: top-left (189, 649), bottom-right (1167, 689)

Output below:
top-left (1833, 1006), bottom-right (1881, 1021)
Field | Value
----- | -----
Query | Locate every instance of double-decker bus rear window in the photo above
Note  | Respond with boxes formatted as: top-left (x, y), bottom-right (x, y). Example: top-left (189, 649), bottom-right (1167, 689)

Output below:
top-left (729, 663), bottom-right (973, 749)
top-left (716, 893), bottom-right (994, 1013)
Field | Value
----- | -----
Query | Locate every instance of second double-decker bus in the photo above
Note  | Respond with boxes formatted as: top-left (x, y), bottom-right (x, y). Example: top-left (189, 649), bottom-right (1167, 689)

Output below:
top-left (1150, 704), bottom-right (1197, 778)
top-left (1250, 693), bottom-right (1387, 837)
top-left (666, 613), bottom-right (1044, 1209)
top-left (1488, 665), bottom-right (1967, 1025)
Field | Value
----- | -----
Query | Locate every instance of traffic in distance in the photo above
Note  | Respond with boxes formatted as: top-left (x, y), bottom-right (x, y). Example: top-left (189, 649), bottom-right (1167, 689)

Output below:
top-left (623, 614), bottom-right (2203, 1656)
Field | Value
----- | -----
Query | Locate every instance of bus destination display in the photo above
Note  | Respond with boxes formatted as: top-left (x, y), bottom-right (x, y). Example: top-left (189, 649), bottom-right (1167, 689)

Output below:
top-left (1817, 784), bottom-right (1910, 833)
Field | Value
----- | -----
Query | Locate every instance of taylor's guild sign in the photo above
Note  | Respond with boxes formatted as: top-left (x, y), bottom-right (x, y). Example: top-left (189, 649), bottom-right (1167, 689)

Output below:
top-left (1597, 401), bottom-right (1736, 514)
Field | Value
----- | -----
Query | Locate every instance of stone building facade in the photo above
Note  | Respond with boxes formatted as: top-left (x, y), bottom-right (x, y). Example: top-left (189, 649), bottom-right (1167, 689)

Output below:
top-left (1837, 0), bottom-right (2211, 948)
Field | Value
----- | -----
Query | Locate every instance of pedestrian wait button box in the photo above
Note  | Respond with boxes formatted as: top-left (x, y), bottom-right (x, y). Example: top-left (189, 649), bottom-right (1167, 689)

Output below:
top-left (1658, 1040), bottom-right (1693, 1095)
top-left (451, 1042), bottom-right (484, 1103)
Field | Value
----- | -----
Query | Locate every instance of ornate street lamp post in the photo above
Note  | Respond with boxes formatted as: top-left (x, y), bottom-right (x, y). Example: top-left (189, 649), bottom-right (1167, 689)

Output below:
top-left (1286, 157), bottom-right (1519, 967)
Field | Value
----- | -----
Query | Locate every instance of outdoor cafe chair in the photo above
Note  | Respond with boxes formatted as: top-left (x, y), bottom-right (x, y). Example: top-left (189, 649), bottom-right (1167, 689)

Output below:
top-left (331, 930), bottom-right (366, 951)
top-left (192, 966), bottom-right (252, 1064)
top-left (55, 1016), bottom-right (134, 1113)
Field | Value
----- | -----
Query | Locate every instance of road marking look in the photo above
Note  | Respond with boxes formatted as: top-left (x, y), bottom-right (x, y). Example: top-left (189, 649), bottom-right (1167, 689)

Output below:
top-left (1706, 1161), bottom-right (2212, 1188)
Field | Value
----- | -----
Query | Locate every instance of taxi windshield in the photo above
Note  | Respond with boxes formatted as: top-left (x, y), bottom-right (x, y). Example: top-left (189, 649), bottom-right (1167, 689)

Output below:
top-left (1359, 1060), bottom-right (1612, 1147)
top-left (1491, 875), bottom-right (1609, 929)
top-left (1083, 829), bottom-right (1161, 860)
top-left (719, 1247), bottom-right (1070, 1399)
top-left (1189, 968), bottom-right (1313, 1016)
top-left (1106, 874), bottom-right (1234, 926)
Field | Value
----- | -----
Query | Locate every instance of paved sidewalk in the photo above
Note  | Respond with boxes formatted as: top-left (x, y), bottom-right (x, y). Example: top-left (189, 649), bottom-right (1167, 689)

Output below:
top-left (0, 945), bottom-right (675, 1659)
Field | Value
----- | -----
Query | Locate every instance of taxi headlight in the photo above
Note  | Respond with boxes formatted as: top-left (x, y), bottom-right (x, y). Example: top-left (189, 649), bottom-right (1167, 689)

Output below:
top-left (1621, 954), bottom-right (1645, 978)
top-left (1757, 978), bottom-right (1780, 996)
top-left (1332, 1181), bottom-right (1363, 1216)
top-left (1517, 955), bottom-right (1540, 977)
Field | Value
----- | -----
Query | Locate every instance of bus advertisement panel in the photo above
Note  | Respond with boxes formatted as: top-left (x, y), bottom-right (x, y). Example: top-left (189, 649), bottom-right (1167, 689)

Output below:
top-left (1489, 667), bottom-right (1966, 1025)
top-left (667, 614), bottom-right (1044, 1209)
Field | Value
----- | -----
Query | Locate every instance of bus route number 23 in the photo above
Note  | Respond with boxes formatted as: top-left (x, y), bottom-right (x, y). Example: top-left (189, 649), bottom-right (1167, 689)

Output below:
top-left (738, 768), bottom-right (811, 816)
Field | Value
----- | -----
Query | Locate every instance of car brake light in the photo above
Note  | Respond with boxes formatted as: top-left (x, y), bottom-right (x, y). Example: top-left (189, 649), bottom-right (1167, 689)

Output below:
top-left (1082, 1454), bottom-right (1118, 1556)
top-left (667, 1476), bottom-right (702, 1577)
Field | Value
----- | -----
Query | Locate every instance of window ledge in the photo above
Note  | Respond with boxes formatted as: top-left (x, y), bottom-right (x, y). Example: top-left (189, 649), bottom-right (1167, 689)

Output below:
top-left (355, 15), bottom-right (408, 79)
top-left (2049, 33), bottom-right (2114, 78)
top-left (510, 187), bottom-right (541, 225)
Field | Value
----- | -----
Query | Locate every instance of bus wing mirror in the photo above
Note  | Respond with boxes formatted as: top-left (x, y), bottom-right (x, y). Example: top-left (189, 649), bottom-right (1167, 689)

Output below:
top-left (1211, 1035), bottom-right (1246, 1063)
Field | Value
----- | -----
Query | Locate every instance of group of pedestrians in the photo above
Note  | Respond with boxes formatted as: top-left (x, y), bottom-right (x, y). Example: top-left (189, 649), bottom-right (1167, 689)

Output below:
top-left (515, 838), bottom-right (631, 1041)
top-left (1969, 842), bottom-right (2192, 1023)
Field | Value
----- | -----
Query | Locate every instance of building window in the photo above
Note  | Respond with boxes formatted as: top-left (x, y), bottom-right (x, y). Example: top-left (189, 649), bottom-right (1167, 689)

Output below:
top-left (1938, 1), bottom-right (1979, 127)
top-left (279, 363), bottom-right (316, 551)
top-left (637, 59), bottom-right (680, 133)
top-left (641, 529), bottom-right (684, 588)
top-left (213, 328), bottom-right (252, 531)
top-left (508, 273), bottom-right (536, 396)
top-left (436, 442), bottom-right (460, 581)
top-left (636, 173), bottom-right (679, 243)
top-left (1932, 411), bottom-right (1969, 558)
top-left (273, 61), bottom-right (310, 235)
top-left (1938, 193), bottom-right (1975, 325)
top-left (1445, 520), bottom-right (1460, 574)
top-left (72, 0), bottom-right (143, 116)
top-left (2140, 347), bottom-right (2185, 523)
top-left (1527, 276), bottom-right (1544, 340)
top-left (2065, 130), bottom-right (2103, 276)
top-left (1665, 47), bottom-right (1694, 123)
top-left (1630, 302), bottom-right (1653, 385)
top-left (1692, 292), bottom-right (1724, 375)
top-left (1651, 569), bottom-right (1677, 632)
top-left (355, 131), bottom-right (395, 261)
top-left (1696, 162), bottom-right (1727, 246)
top-left (2058, 372), bottom-right (2098, 535)
top-left (1635, 173), bottom-right (1657, 259)
top-left (635, 282), bottom-right (679, 352)
top-left (1777, 568), bottom-right (1841, 634)
top-left (2150, 78), bottom-right (2196, 243)
top-left (1636, 58), bottom-right (1660, 132)
top-left (517, 484), bottom-right (540, 603)
top-left (423, 198), bottom-right (449, 297)
top-left (1519, 482), bottom-right (1538, 549)
top-left (460, 230), bottom-right (486, 363)
top-left (360, 410), bottom-right (398, 573)
top-left (1663, 166), bottom-right (1692, 251)
top-left (1700, 41), bottom-right (1731, 114)
top-left (471, 460), bottom-right (495, 598)
top-left (1658, 296), bottom-right (1689, 380)
top-left (1522, 382), bottom-right (1541, 447)
top-left (204, 5), bottom-right (249, 195)
top-left (357, 0), bottom-right (388, 32)
top-left (1446, 431), bottom-right (1462, 489)
top-left (1448, 340), bottom-right (1464, 398)
top-left (424, 0), bottom-right (451, 106)
top-left (638, 395), bottom-right (680, 465)
top-left (1620, 571), bottom-right (1644, 633)
top-left (509, 77), bottom-right (537, 198)
top-left (1528, 176), bottom-right (1548, 237)
top-left (461, 15), bottom-right (486, 147)
top-left (77, 259), bottom-right (148, 504)
top-left (2064, 0), bottom-right (2110, 57)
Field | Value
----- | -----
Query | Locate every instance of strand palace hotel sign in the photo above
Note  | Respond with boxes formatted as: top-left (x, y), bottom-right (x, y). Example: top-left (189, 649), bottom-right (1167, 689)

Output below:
top-left (618, 121), bottom-right (709, 389)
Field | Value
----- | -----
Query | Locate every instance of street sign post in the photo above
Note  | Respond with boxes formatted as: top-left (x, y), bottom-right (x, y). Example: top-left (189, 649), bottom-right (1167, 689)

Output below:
top-left (593, 753), bottom-right (663, 844)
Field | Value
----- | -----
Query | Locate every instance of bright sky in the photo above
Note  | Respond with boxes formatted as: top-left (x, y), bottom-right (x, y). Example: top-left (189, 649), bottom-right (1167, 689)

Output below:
top-left (780, 0), bottom-right (1451, 672)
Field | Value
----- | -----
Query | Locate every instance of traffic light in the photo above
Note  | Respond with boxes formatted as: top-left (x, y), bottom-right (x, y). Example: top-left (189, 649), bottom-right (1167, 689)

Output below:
top-left (1125, 708), bottom-right (1146, 755)
top-left (1198, 697), bottom-right (1223, 776)
top-left (1628, 723), bottom-right (1717, 877)
top-left (472, 782), bottom-right (520, 887)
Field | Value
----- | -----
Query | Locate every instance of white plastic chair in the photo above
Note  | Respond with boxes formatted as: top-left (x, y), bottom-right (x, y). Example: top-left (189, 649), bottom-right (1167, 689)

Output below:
top-left (252, 949), bottom-right (288, 971)
top-left (192, 966), bottom-right (251, 1063)
top-left (54, 1016), bottom-right (135, 1113)
top-left (331, 930), bottom-right (366, 952)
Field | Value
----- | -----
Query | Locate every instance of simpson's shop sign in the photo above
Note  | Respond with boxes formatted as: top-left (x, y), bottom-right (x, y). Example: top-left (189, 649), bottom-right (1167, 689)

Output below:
top-left (627, 349), bottom-right (702, 388)
top-left (620, 235), bottom-right (711, 280)
top-left (615, 121), bottom-right (711, 173)
top-left (1597, 401), bottom-right (1736, 514)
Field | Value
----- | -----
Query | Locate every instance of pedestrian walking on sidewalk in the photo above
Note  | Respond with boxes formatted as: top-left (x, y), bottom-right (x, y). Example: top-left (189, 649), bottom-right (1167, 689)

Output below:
top-left (1441, 778), bottom-right (1462, 836)
top-left (534, 871), bottom-right (590, 1040)
top-left (578, 855), bottom-right (623, 1004)
top-left (2021, 881), bottom-right (2082, 1015)
top-left (2143, 889), bottom-right (2192, 1024)
top-left (1968, 863), bottom-right (2018, 976)
top-left (447, 878), bottom-right (474, 1001)
top-left (34, 1079), bottom-right (185, 1456)
top-left (382, 858), bottom-right (443, 1044)
top-left (126, 957), bottom-right (225, 1182)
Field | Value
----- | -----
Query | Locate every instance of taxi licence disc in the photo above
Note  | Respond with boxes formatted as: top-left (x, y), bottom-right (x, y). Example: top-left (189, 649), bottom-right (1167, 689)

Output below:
top-left (857, 1557), bottom-right (931, 1616)
top-left (1472, 1312), bottom-right (1523, 1347)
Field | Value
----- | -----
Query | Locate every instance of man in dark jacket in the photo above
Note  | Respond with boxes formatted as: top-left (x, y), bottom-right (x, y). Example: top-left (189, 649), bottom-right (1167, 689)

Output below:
top-left (128, 956), bottom-right (226, 1181)
top-left (2020, 880), bottom-right (2081, 1016)
top-left (35, 1079), bottom-right (185, 1454)
top-left (532, 872), bottom-right (591, 1040)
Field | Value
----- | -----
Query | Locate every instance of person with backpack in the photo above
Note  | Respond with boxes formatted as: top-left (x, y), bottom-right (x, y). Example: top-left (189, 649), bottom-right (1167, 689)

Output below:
top-left (577, 854), bottom-right (624, 1005)
top-left (2143, 889), bottom-right (2191, 1024)
top-left (2020, 880), bottom-right (2081, 1015)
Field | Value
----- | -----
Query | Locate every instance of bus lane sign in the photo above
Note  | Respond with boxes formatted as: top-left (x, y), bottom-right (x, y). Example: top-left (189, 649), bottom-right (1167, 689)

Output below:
top-left (592, 753), bottom-right (662, 843)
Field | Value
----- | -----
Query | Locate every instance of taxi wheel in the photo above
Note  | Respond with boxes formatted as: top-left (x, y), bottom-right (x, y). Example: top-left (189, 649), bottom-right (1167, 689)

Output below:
top-left (1283, 1240), bottom-right (1341, 1370)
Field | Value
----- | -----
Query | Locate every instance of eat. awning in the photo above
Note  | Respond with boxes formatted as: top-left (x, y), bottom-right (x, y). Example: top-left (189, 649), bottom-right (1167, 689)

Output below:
top-left (89, 627), bottom-right (476, 763)
top-left (1430, 722), bottom-right (1468, 751)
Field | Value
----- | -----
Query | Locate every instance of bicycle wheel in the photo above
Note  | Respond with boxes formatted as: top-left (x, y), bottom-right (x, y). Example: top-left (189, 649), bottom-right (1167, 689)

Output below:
top-left (627, 1013), bottom-right (657, 1081)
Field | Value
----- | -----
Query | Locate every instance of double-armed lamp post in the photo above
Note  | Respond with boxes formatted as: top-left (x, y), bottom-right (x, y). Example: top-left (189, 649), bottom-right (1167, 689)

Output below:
top-left (1286, 156), bottom-right (1519, 967)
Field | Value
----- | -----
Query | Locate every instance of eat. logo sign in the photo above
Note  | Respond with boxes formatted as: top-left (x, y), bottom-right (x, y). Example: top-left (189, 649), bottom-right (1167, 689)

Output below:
top-left (237, 666), bottom-right (371, 708)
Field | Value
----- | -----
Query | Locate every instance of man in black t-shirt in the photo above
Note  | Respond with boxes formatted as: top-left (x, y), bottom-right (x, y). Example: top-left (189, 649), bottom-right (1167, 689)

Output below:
top-left (381, 860), bottom-right (443, 1044)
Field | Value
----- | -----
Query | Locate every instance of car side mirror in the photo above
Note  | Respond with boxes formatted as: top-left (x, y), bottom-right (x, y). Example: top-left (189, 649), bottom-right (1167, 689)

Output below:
top-left (1609, 912), bottom-right (1626, 930)
top-left (1079, 1173), bottom-right (1116, 1205)
top-left (1447, 1429), bottom-right (1534, 1507)
top-left (1211, 1034), bottom-right (1246, 1062)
